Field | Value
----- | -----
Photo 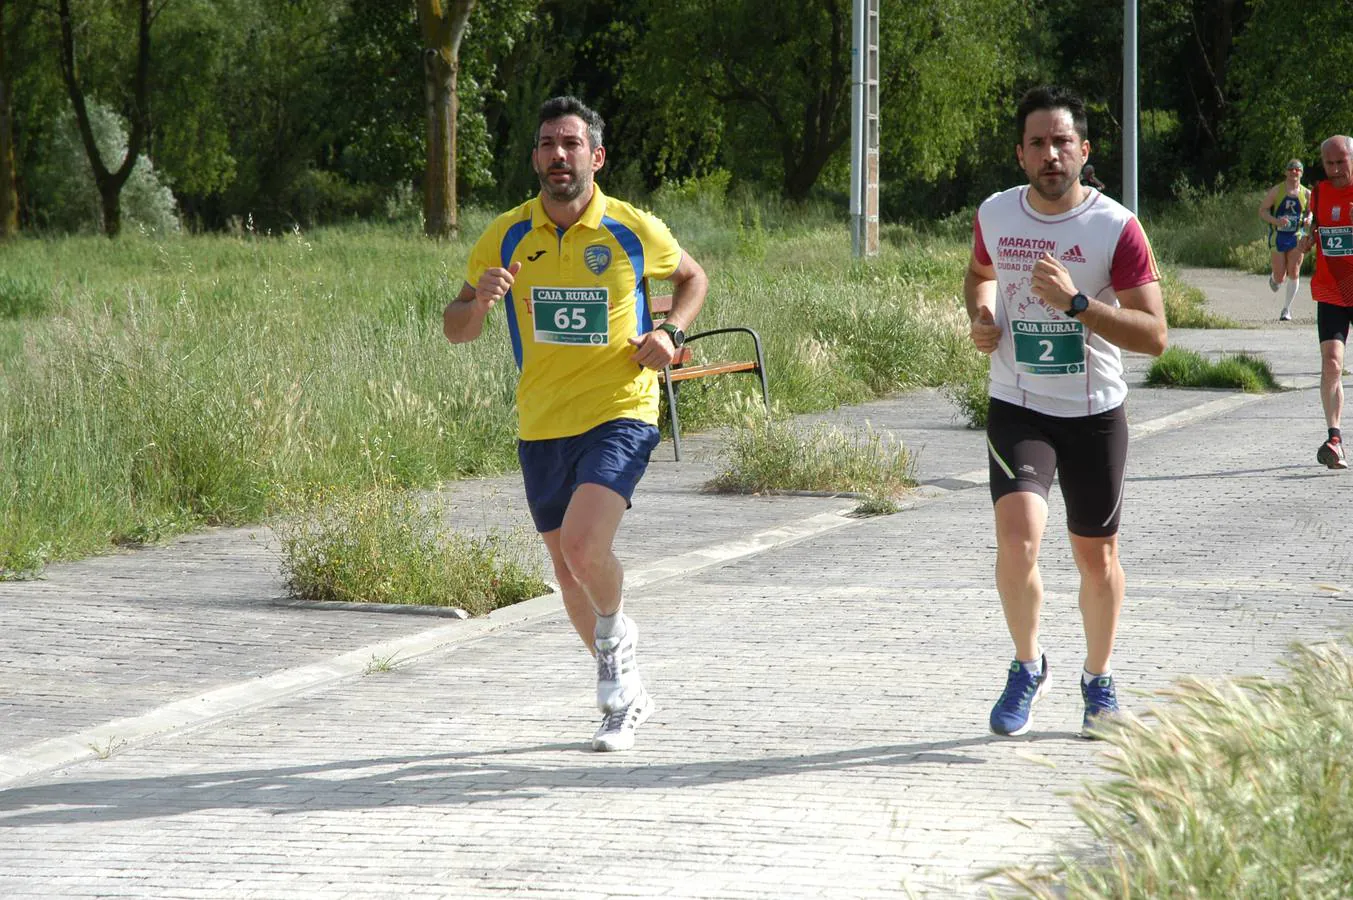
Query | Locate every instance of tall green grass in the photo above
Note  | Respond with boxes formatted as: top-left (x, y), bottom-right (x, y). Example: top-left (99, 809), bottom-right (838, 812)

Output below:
top-left (0, 201), bottom-right (987, 570)
top-left (0, 223), bottom-right (518, 569)
top-left (1001, 640), bottom-right (1353, 898)
top-left (272, 482), bottom-right (548, 614)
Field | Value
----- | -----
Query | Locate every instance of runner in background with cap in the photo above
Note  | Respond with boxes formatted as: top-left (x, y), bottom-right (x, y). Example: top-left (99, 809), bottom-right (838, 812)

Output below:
top-left (1259, 158), bottom-right (1311, 322)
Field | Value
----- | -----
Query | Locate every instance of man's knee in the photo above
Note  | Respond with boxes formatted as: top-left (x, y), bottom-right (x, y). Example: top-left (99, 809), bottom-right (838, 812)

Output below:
top-left (1071, 536), bottom-right (1120, 588)
top-left (550, 555), bottom-right (581, 590)
top-left (995, 526), bottom-right (1042, 570)
top-left (993, 493), bottom-right (1047, 570)
top-left (557, 525), bottom-right (611, 582)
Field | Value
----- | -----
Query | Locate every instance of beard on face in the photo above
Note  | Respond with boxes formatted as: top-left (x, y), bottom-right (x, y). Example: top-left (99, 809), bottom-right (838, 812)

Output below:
top-left (537, 162), bottom-right (589, 202)
top-left (1028, 163), bottom-right (1081, 203)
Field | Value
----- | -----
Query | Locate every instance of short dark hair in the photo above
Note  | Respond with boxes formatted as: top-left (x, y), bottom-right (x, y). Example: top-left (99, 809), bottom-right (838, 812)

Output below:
top-left (1016, 86), bottom-right (1088, 143)
top-left (537, 96), bottom-right (605, 151)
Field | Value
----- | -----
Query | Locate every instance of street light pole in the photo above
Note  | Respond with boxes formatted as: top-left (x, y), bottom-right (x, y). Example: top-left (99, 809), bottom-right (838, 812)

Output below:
top-left (1123, 0), bottom-right (1139, 214)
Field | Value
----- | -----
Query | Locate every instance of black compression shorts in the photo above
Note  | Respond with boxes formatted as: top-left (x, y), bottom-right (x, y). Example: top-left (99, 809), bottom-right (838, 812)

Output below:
top-left (986, 397), bottom-right (1129, 538)
top-left (1317, 302), bottom-right (1353, 344)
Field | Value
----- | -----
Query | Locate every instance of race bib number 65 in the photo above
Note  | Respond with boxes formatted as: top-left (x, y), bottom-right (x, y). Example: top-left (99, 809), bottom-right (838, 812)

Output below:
top-left (1013, 319), bottom-right (1086, 376)
top-left (1320, 226), bottom-right (1353, 258)
top-left (532, 286), bottom-right (610, 345)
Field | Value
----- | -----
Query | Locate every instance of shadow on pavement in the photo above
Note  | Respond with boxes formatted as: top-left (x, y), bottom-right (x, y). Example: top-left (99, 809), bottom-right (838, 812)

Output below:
top-left (0, 732), bottom-right (1082, 826)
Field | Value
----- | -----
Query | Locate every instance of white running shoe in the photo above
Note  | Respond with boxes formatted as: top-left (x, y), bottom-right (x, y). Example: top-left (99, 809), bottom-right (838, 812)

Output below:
top-left (1269, 275), bottom-right (1279, 293)
top-left (591, 689), bottom-right (654, 752)
top-left (595, 616), bottom-right (642, 713)
top-left (1280, 308), bottom-right (1293, 321)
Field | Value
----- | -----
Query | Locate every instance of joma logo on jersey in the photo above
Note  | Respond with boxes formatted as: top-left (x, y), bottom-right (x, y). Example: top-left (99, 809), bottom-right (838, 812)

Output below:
top-left (1059, 244), bottom-right (1087, 263)
top-left (1335, 206), bottom-right (1344, 223)
top-left (584, 245), bottom-right (612, 275)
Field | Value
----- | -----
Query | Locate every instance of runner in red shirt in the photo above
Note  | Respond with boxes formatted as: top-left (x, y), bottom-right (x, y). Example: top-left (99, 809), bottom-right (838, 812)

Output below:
top-left (1298, 135), bottom-right (1353, 468)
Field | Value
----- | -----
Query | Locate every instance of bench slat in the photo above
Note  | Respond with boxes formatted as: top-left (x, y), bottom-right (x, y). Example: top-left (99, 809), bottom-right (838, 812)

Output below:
top-left (663, 361), bottom-right (760, 382)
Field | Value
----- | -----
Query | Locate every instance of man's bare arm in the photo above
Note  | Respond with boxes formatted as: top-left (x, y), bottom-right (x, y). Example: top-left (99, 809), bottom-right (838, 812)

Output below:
top-left (444, 261), bottom-right (522, 344)
top-left (1073, 281), bottom-right (1168, 357)
top-left (660, 253), bottom-right (708, 331)
top-left (628, 253), bottom-right (709, 370)
top-left (964, 255), bottom-right (1002, 354)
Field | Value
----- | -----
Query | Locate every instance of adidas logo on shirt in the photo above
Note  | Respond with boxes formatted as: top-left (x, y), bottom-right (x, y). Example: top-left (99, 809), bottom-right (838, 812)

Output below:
top-left (1059, 244), bottom-right (1087, 263)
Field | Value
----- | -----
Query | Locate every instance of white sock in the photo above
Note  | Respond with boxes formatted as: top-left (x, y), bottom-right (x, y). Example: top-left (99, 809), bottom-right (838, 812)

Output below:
top-left (1019, 656), bottom-right (1044, 676)
top-left (1284, 277), bottom-right (1300, 308)
top-left (594, 609), bottom-right (625, 641)
top-left (1083, 667), bottom-right (1111, 685)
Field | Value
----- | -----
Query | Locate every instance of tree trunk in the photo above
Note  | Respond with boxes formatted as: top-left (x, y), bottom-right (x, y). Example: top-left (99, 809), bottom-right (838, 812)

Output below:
top-left (421, 45), bottom-right (456, 238)
top-left (0, 0), bottom-right (18, 239)
top-left (57, 0), bottom-right (151, 238)
top-left (98, 181), bottom-right (121, 238)
top-left (417, 0), bottom-right (475, 240)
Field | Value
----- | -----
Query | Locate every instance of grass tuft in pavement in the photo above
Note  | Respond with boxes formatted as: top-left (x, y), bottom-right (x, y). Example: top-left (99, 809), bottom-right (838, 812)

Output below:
top-left (996, 639), bottom-right (1353, 899)
top-left (1146, 347), bottom-right (1280, 392)
top-left (706, 416), bottom-right (915, 513)
top-left (271, 482), bottom-right (549, 615)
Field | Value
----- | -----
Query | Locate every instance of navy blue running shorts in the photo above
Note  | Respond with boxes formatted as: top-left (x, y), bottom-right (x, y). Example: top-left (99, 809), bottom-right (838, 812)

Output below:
top-left (1272, 230), bottom-right (1300, 253)
top-left (517, 418), bottom-right (661, 533)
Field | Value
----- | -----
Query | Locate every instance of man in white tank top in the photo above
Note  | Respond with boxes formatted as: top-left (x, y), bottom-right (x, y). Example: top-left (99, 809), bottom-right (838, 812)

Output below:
top-left (964, 86), bottom-right (1168, 739)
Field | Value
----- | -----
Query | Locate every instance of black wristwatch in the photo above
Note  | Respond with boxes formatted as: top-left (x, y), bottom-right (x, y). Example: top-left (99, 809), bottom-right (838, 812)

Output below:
top-left (1066, 292), bottom-right (1090, 318)
top-left (659, 322), bottom-right (686, 347)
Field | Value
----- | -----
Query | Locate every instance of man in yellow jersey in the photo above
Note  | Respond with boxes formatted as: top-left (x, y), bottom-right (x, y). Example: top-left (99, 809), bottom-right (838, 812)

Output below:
top-left (444, 96), bottom-right (708, 752)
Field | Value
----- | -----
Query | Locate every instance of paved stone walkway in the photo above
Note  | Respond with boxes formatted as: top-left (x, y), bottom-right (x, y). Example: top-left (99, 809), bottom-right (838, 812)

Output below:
top-left (2, 267), bottom-right (1351, 898)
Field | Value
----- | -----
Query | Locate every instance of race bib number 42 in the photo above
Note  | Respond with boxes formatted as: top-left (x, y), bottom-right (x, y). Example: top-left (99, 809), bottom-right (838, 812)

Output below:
top-left (1320, 226), bottom-right (1353, 258)
top-left (1013, 319), bottom-right (1086, 375)
top-left (532, 287), bottom-right (610, 345)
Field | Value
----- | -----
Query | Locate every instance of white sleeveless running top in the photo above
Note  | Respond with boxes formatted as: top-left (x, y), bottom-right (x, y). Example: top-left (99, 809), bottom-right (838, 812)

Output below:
top-left (973, 186), bottom-right (1159, 417)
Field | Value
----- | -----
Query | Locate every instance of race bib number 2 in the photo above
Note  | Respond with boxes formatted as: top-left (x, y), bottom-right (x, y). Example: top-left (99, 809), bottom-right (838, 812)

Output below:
top-left (1013, 319), bottom-right (1086, 375)
top-left (1320, 226), bottom-right (1353, 258)
top-left (532, 287), bottom-right (610, 345)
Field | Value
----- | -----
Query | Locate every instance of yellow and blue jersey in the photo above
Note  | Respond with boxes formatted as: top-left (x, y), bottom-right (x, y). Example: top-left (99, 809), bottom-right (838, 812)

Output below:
top-left (1269, 186), bottom-right (1311, 244)
top-left (465, 187), bottom-right (684, 440)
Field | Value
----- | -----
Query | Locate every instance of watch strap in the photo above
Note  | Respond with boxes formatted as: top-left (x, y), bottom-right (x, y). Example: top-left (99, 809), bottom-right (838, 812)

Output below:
top-left (659, 322), bottom-right (685, 344)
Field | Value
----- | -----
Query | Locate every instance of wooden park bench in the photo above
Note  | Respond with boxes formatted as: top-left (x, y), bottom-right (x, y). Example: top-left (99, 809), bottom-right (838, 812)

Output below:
top-left (648, 285), bottom-right (770, 461)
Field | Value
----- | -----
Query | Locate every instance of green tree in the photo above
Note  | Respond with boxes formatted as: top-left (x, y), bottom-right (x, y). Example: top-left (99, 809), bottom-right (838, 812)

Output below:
top-left (150, 0), bottom-right (238, 200)
top-left (56, 0), bottom-right (151, 237)
top-left (417, 0), bottom-right (476, 238)
top-left (325, 0), bottom-right (532, 208)
top-left (631, 0), bottom-right (1022, 201)
top-left (211, 0), bottom-right (346, 229)
top-left (1226, 0), bottom-right (1353, 179)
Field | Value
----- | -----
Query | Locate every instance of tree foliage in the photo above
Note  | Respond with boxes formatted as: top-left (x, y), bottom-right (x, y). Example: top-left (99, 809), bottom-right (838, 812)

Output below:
top-left (1226, 0), bottom-right (1353, 179)
top-left (0, 0), bottom-right (1340, 234)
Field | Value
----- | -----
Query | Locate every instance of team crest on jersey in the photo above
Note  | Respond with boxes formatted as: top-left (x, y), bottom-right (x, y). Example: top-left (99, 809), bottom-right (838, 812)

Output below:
top-left (584, 245), bottom-right (612, 275)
